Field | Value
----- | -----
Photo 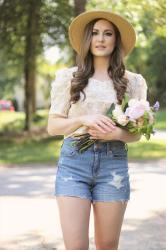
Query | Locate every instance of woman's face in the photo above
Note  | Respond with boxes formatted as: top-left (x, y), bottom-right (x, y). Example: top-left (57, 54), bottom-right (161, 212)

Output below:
top-left (90, 19), bottom-right (116, 57)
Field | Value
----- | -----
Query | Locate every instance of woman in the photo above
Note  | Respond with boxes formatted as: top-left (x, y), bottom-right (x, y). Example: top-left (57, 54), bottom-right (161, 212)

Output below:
top-left (47, 10), bottom-right (147, 250)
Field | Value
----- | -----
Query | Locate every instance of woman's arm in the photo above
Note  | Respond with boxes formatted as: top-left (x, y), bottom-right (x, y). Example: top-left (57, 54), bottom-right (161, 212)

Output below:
top-left (47, 114), bottom-right (116, 137)
top-left (47, 115), bottom-right (83, 136)
top-left (116, 127), bottom-right (141, 143)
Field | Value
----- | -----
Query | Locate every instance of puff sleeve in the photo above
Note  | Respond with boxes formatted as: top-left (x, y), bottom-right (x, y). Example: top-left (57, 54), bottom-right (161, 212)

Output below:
top-left (48, 68), bottom-right (73, 117)
top-left (129, 73), bottom-right (148, 100)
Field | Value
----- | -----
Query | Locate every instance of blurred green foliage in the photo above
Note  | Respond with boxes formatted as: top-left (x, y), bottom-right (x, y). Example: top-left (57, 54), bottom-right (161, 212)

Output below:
top-left (0, 0), bottom-right (165, 116)
top-left (87, 0), bottom-right (166, 105)
top-left (0, 108), bottom-right (165, 134)
top-left (0, 136), bottom-right (62, 164)
top-left (0, 135), bottom-right (165, 165)
top-left (0, 108), bottom-right (165, 164)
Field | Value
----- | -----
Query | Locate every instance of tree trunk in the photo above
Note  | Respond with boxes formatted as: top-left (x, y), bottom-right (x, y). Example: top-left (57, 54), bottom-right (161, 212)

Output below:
top-left (24, 0), bottom-right (41, 131)
top-left (72, 0), bottom-right (87, 64)
top-left (74, 0), bottom-right (87, 16)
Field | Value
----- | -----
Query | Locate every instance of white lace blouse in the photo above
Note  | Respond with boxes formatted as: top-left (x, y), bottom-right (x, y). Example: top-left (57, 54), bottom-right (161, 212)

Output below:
top-left (49, 66), bottom-right (148, 138)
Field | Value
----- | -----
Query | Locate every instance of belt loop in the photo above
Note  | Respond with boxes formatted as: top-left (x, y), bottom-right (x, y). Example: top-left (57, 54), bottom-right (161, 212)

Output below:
top-left (106, 141), bottom-right (113, 155)
top-left (125, 143), bottom-right (128, 151)
top-left (106, 142), bottom-right (109, 155)
top-left (60, 140), bottom-right (64, 149)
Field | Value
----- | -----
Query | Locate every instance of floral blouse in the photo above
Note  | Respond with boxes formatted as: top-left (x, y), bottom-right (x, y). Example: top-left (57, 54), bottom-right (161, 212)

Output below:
top-left (49, 66), bottom-right (148, 138)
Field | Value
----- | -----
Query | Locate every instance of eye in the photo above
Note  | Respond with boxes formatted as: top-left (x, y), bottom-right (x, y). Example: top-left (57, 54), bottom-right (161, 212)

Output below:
top-left (92, 31), bottom-right (98, 35)
top-left (105, 32), bottom-right (113, 36)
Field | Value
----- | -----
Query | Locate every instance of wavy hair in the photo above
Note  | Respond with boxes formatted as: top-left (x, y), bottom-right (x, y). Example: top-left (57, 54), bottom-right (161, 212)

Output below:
top-left (70, 18), bottom-right (128, 105)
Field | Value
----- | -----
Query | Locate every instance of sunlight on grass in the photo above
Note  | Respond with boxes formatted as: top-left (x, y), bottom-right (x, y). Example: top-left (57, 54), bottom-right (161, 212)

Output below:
top-left (0, 110), bottom-right (49, 132)
top-left (0, 108), bottom-right (165, 165)
top-left (128, 138), bottom-right (166, 159)
top-left (154, 108), bottom-right (166, 130)
top-left (0, 111), bottom-right (25, 131)
top-left (0, 108), bottom-right (165, 133)
top-left (0, 136), bottom-right (165, 165)
top-left (0, 137), bottom-right (62, 165)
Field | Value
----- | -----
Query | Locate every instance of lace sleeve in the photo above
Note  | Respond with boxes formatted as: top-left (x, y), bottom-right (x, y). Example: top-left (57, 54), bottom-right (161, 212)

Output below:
top-left (129, 73), bottom-right (148, 100)
top-left (48, 68), bottom-right (73, 117)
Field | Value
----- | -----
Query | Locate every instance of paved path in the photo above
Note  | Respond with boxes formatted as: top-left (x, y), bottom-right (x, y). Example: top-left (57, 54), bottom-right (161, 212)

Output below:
top-left (152, 129), bottom-right (166, 139)
top-left (0, 159), bottom-right (166, 250)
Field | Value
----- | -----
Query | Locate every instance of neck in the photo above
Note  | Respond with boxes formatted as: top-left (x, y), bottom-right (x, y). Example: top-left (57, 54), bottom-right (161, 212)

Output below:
top-left (93, 56), bottom-right (110, 74)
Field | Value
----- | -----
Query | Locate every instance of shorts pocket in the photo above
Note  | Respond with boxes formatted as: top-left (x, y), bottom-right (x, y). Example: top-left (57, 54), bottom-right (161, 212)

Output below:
top-left (60, 143), bottom-right (77, 157)
top-left (111, 144), bottom-right (128, 159)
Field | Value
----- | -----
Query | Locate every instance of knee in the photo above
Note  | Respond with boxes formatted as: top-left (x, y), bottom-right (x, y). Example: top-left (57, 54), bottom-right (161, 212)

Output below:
top-left (67, 247), bottom-right (88, 250)
top-left (96, 238), bottom-right (119, 250)
top-left (65, 241), bottom-right (89, 250)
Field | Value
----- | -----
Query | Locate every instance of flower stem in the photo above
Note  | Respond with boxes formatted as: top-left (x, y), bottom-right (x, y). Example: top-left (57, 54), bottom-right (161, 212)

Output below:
top-left (79, 140), bottom-right (95, 153)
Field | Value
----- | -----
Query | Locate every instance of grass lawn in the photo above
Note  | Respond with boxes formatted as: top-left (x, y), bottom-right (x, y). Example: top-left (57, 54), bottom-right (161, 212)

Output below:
top-left (0, 136), bottom-right (165, 165)
top-left (0, 107), bottom-right (165, 132)
top-left (127, 138), bottom-right (166, 159)
top-left (0, 136), bottom-right (62, 165)
top-left (0, 109), bottom-right (48, 132)
top-left (0, 108), bottom-right (165, 165)
top-left (154, 108), bottom-right (166, 130)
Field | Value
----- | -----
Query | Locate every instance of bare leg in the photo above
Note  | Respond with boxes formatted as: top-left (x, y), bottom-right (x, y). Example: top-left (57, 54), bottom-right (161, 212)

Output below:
top-left (93, 200), bottom-right (128, 250)
top-left (56, 196), bottom-right (92, 250)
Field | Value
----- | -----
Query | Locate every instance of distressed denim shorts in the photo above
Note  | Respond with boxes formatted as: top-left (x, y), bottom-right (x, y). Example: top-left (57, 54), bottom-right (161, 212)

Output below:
top-left (55, 137), bottom-right (130, 204)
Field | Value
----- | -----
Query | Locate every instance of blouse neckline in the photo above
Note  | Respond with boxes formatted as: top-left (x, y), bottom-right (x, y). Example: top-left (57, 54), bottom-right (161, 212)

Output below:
top-left (89, 77), bottom-right (112, 83)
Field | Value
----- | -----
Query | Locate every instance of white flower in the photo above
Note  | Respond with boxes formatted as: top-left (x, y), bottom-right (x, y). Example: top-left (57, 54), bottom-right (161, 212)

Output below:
top-left (112, 105), bottom-right (128, 126)
top-left (117, 114), bottom-right (129, 126)
top-left (112, 105), bottom-right (123, 118)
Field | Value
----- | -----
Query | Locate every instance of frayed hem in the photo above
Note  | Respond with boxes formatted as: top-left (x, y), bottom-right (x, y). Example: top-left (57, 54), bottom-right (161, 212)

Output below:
top-left (54, 194), bottom-right (130, 205)
top-left (55, 194), bottom-right (92, 202)
top-left (92, 199), bottom-right (130, 205)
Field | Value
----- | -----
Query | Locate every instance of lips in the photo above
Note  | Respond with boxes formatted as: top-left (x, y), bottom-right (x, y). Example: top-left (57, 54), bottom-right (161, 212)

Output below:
top-left (95, 46), bottom-right (106, 50)
top-left (96, 46), bottom-right (106, 48)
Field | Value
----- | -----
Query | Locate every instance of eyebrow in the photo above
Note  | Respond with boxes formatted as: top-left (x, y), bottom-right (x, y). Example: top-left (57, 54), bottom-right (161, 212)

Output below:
top-left (93, 28), bottom-right (114, 32)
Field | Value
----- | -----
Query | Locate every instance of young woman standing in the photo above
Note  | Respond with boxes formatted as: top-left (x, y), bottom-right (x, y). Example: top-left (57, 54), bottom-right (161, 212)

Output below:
top-left (48, 10), bottom-right (147, 250)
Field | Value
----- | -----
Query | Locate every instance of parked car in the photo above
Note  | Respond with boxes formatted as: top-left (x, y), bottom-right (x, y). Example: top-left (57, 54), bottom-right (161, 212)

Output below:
top-left (0, 100), bottom-right (15, 111)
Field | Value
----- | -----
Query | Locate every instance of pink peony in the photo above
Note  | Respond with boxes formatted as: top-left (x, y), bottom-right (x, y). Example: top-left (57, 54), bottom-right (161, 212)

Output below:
top-left (125, 99), bottom-right (150, 121)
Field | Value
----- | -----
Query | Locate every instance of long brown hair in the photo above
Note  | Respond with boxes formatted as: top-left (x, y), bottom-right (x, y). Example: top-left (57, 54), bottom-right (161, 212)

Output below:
top-left (70, 18), bottom-right (128, 105)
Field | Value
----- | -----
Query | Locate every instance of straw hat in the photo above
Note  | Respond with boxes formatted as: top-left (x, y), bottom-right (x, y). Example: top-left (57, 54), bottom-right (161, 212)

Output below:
top-left (68, 9), bottom-right (136, 57)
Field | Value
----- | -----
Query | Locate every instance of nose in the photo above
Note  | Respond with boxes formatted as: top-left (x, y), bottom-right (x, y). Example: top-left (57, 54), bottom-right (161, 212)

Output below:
top-left (97, 33), bottom-right (104, 42)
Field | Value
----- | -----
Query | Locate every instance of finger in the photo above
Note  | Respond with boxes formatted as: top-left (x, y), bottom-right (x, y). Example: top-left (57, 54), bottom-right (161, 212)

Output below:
top-left (88, 129), bottom-right (97, 136)
top-left (90, 136), bottom-right (97, 139)
top-left (90, 132), bottom-right (98, 139)
top-left (88, 128), bottom-right (95, 133)
top-left (97, 120), bottom-right (116, 132)
top-left (89, 130), bottom-right (97, 137)
top-left (93, 124), bottom-right (107, 133)
top-left (104, 116), bottom-right (116, 126)
top-left (90, 133), bottom-right (99, 139)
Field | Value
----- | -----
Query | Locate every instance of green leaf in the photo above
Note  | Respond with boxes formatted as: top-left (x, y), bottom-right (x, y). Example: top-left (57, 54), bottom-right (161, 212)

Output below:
top-left (106, 103), bottom-right (115, 116)
top-left (145, 133), bottom-right (151, 140)
top-left (121, 93), bottom-right (129, 111)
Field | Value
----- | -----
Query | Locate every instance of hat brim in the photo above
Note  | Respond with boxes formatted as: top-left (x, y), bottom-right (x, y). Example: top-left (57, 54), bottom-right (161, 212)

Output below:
top-left (68, 10), bottom-right (136, 57)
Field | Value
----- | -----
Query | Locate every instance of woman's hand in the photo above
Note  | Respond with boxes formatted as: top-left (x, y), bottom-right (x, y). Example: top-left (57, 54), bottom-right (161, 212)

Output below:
top-left (80, 114), bottom-right (116, 133)
top-left (88, 126), bottom-right (123, 141)
top-left (88, 126), bottom-right (142, 143)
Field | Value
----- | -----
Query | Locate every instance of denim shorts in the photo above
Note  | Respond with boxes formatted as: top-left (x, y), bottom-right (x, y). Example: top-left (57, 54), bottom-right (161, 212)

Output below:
top-left (55, 137), bottom-right (130, 204)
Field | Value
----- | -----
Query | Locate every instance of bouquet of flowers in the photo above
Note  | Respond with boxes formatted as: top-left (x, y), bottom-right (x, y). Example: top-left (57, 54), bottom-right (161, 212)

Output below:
top-left (72, 94), bottom-right (160, 153)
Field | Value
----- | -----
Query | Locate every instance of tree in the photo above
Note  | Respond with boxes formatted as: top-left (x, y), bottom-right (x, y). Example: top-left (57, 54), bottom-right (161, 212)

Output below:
top-left (24, 0), bottom-right (42, 130)
top-left (0, 0), bottom-right (73, 130)
top-left (87, 0), bottom-right (166, 105)
top-left (74, 0), bottom-right (87, 15)
top-left (69, 0), bottom-right (87, 65)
